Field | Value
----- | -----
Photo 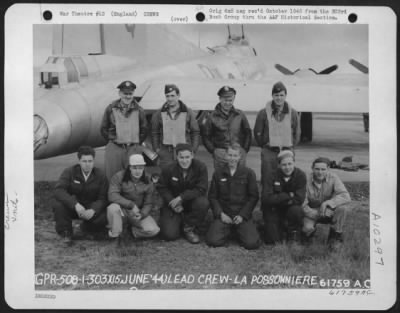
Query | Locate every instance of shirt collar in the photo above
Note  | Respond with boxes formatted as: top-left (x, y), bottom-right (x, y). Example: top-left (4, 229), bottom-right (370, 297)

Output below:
top-left (310, 172), bottom-right (329, 184)
top-left (115, 99), bottom-right (138, 111)
top-left (271, 101), bottom-right (289, 114)
top-left (81, 169), bottom-right (93, 181)
top-left (161, 100), bottom-right (186, 112)
top-left (215, 103), bottom-right (238, 117)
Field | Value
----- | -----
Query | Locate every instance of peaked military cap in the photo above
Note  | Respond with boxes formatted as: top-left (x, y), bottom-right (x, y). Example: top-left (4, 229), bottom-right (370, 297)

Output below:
top-left (217, 86), bottom-right (236, 97)
top-left (165, 84), bottom-right (180, 94)
top-left (272, 81), bottom-right (287, 95)
top-left (117, 80), bottom-right (136, 92)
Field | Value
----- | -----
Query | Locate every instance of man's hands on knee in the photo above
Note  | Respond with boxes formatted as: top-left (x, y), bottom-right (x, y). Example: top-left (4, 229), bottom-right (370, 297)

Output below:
top-left (129, 204), bottom-right (142, 220)
top-left (169, 196), bottom-right (183, 213)
top-left (81, 209), bottom-right (95, 220)
top-left (75, 203), bottom-right (96, 220)
top-left (220, 212), bottom-right (233, 224)
top-left (320, 202), bottom-right (334, 218)
top-left (233, 215), bottom-right (244, 225)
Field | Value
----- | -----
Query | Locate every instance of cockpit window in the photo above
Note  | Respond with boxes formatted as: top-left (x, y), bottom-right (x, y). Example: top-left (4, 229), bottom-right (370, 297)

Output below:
top-left (41, 72), bottom-right (59, 88)
top-left (39, 57), bottom-right (81, 88)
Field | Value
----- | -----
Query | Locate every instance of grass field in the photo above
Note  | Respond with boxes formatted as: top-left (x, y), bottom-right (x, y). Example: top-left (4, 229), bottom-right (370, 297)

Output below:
top-left (34, 181), bottom-right (370, 290)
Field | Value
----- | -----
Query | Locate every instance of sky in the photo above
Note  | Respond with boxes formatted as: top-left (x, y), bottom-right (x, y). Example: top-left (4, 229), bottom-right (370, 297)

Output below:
top-left (33, 23), bottom-right (368, 74)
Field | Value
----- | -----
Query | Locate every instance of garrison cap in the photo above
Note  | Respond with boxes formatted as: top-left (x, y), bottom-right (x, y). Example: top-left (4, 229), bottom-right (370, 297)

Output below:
top-left (277, 150), bottom-right (294, 163)
top-left (165, 84), bottom-right (180, 94)
top-left (117, 81), bottom-right (136, 92)
top-left (272, 81), bottom-right (287, 95)
top-left (217, 86), bottom-right (236, 97)
top-left (175, 143), bottom-right (193, 154)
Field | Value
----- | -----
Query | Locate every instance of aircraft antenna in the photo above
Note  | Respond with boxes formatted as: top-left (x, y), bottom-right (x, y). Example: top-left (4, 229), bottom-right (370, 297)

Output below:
top-left (241, 25), bottom-right (245, 39)
top-left (227, 25), bottom-right (231, 39)
top-left (100, 24), bottom-right (106, 54)
top-left (61, 24), bottom-right (64, 54)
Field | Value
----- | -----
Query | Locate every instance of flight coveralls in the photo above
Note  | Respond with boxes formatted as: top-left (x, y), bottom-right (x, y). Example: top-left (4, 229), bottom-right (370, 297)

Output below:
top-left (52, 165), bottom-right (108, 234)
top-left (302, 172), bottom-right (351, 236)
top-left (262, 167), bottom-right (306, 244)
top-left (107, 170), bottom-right (160, 238)
top-left (156, 159), bottom-right (209, 240)
top-left (100, 99), bottom-right (148, 180)
top-left (201, 103), bottom-right (252, 170)
top-left (151, 101), bottom-right (200, 169)
top-left (254, 101), bottom-right (299, 185)
top-left (206, 165), bottom-right (261, 250)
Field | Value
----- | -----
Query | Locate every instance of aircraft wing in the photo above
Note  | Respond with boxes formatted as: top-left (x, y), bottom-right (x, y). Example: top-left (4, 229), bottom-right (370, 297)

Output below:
top-left (136, 73), bottom-right (368, 113)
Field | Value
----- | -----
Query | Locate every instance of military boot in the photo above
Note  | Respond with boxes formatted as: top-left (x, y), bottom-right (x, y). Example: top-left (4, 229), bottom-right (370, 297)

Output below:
top-left (183, 225), bottom-right (200, 244)
top-left (328, 229), bottom-right (344, 251)
top-left (60, 230), bottom-right (73, 246)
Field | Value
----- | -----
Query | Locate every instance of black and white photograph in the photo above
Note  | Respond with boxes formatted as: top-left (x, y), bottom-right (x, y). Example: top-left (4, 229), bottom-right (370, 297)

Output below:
top-left (4, 4), bottom-right (397, 310)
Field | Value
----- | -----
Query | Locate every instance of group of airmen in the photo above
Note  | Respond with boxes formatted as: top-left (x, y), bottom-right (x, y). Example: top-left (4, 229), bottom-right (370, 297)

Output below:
top-left (52, 80), bottom-right (351, 251)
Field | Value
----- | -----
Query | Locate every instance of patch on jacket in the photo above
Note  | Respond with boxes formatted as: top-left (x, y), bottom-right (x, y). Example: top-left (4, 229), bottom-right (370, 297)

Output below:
top-left (73, 180), bottom-right (81, 184)
top-left (220, 178), bottom-right (227, 182)
top-left (172, 177), bottom-right (179, 181)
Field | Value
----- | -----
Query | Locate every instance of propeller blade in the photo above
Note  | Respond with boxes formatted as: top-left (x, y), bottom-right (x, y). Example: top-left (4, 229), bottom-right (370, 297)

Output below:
top-left (307, 68), bottom-right (319, 74)
top-left (349, 59), bottom-right (369, 74)
top-left (318, 64), bottom-right (338, 74)
top-left (274, 64), bottom-right (294, 75)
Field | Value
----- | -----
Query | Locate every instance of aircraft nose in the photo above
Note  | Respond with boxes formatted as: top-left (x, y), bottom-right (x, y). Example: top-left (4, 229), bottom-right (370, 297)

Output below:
top-left (34, 114), bottom-right (49, 153)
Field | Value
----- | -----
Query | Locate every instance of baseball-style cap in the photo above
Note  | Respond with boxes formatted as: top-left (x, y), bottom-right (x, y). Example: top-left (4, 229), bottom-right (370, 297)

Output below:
top-left (117, 81), bottom-right (136, 92)
top-left (217, 86), bottom-right (236, 97)
top-left (129, 154), bottom-right (146, 166)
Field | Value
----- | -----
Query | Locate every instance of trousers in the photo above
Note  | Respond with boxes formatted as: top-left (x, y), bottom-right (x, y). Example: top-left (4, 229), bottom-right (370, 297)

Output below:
top-left (52, 199), bottom-right (107, 234)
top-left (157, 145), bottom-right (176, 169)
top-left (107, 203), bottom-right (160, 238)
top-left (159, 196), bottom-right (209, 241)
top-left (104, 142), bottom-right (143, 181)
top-left (302, 204), bottom-right (347, 235)
top-left (206, 219), bottom-right (261, 250)
top-left (262, 204), bottom-right (303, 244)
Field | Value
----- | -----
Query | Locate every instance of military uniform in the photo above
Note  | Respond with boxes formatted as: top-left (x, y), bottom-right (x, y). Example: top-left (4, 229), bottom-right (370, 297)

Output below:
top-left (254, 101), bottom-right (299, 185)
top-left (302, 171), bottom-right (351, 237)
top-left (107, 168), bottom-right (160, 239)
top-left (201, 86), bottom-right (252, 170)
top-left (262, 166), bottom-right (306, 244)
top-left (254, 82), bottom-right (299, 186)
top-left (151, 85), bottom-right (200, 169)
top-left (206, 164), bottom-right (261, 250)
top-left (52, 165), bottom-right (108, 235)
top-left (100, 81), bottom-right (148, 180)
top-left (156, 157), bottom-right (209, 241)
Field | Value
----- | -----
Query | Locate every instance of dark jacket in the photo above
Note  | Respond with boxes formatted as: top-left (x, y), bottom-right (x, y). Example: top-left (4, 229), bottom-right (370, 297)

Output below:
top-left (100, 99), bottom-right (148, 143)
top-left (54, 165), bottom-right (108, 214)
top-left (151, 100), bottom-right (200, 151)
top-left (157, 159), bottom-right (208, 204)
top-left (209, 165), bottom-right (259, 220)
top-left (253, 101), bottom-right (299, 148)
top-left (201, 103), bottom-right (252, 153)
top-left (108, 170), bottom-right (154, 218)
top-left (262, 167), bottom-right (306, 207)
